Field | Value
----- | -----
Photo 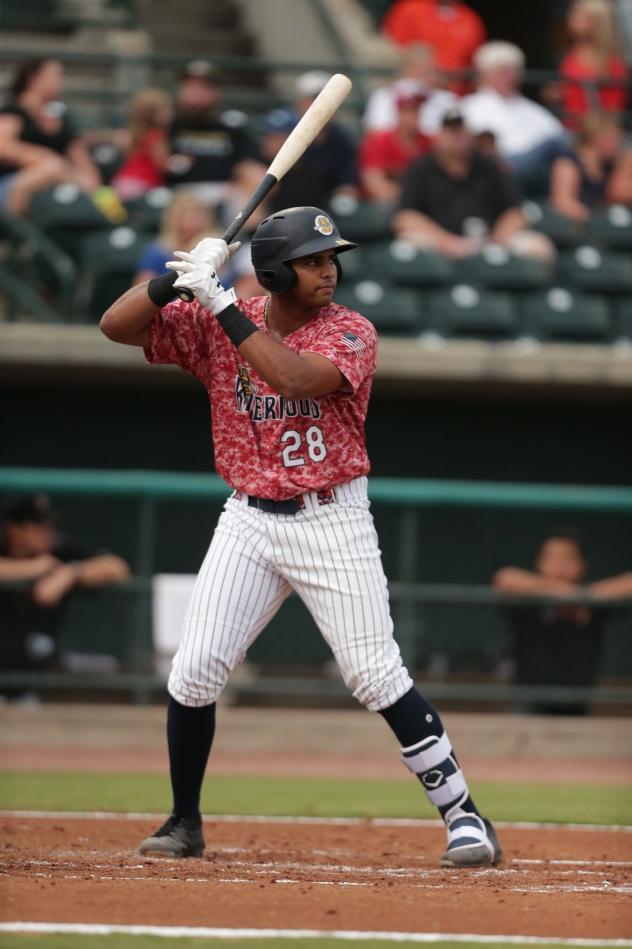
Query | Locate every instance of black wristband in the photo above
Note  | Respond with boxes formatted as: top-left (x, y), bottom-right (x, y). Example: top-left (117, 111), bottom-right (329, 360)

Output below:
top-left (147, 271), bottom-right (179, 308)
top-left (216, 303), bottom-right (259, 347)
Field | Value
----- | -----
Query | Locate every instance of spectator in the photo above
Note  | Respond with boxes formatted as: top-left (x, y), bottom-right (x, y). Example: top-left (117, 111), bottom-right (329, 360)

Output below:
top-left (493, 529), bottom-right (632, 715)
top-left (262, 72), bottom-right (358, 213)
top-left (382, 0), bottom-right (486, 85)
top-left (363, 43), bottom-right (458, 136)
top-left (133, 190), bottom-right (259, 299)
top-left (0, 57), bottom-right (101, 215)
top-left (0, 494), bottom-right (130, 691)
top-left (111, 88), bottom-right (173, 201)
top-left (460, 42), bottom-right (569, 177)
top-left (559, 0), bottom-right (629, 128)
top-left (359, 92), bottom-right (430, 202)
top-left (167, 59), bottom-right (263, 205)
top-left (550, 112), bottom-right (632, 223)
top-left (393, 108), bottom-right (554, 261)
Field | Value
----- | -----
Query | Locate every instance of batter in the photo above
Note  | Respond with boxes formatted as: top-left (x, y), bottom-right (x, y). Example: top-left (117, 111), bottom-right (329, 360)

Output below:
top-left (100, 206), bottom-right (502, 868)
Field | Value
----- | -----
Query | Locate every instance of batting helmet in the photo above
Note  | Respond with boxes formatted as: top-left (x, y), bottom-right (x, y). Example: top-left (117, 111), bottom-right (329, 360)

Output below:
top-left (251, 206), bottom-right (357, 294)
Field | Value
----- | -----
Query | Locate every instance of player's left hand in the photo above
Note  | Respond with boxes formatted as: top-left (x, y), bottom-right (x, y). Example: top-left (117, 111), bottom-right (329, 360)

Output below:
top-left (172, 260), bottom-right (236, 314)
top-left (167, 238), bottom-right (240, 277)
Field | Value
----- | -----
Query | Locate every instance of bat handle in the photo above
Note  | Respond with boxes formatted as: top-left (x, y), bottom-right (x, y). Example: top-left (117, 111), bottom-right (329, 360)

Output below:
top-left (176, 173), bottom-right (278, 303)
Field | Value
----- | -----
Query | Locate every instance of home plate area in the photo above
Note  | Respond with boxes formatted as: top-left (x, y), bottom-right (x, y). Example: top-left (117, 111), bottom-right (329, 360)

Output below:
top-left (2, 815), bottom-right (632, 941)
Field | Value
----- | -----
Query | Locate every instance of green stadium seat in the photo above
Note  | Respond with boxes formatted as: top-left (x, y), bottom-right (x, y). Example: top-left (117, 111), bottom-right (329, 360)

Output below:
top-left (587, 205), bottom-right (632, 251)
top-left (459, 244), bottom-right (552, 290)
top-left (522, 201), bottom-right (584, 248)
top-left (557, 245), bottom-right (632, 294)
top-left (363, 239), bottom-right (454, 288)
top-left (326, 195), bottom-right (393, 243)
top-left (612, 297), bottom-right (632, 340)
top-left (521, 288), bottom-right (612, 343)
top-left (426, 285), bottom-right (519, 339)
top-left (334, 280), bottom-right (421, 335)
top-left (30, 184), bottom-right (111, 260)
top-left (123, 187), bottom-right (173, 232)
top-left (82, 226), bottom-right (149, 321)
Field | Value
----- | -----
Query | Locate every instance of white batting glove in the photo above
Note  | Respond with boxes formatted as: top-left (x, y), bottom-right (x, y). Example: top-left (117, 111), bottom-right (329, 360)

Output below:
top-left (172, 260), bottom-right (236, 315)
top-left (166, 238), bottom-right (240, 277)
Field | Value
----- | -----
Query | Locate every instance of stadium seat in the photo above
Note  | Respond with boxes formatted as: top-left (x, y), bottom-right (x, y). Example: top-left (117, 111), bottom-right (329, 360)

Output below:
top-left (612, 297), bottom-right (632, 340)
top-left (333, 280), bottom-right (422, 335)
top-left (124, 187), bottom-right (173, 232)
top-left (30, 184), bottom-right (111, 260)
top-left (459, 244), bottom-right (552, 290)
top-left (587, 205), bottom-right (632, 251)
top-left (363, 239), bottom-right (454, 288)
top-left (521, 288), bottom-right (612, 343)
top-left (521, 201), bottom-right (584, 248)
top-left (90, 143), bottom-right (124, 185)
top-left (327, 195), bottom-right (393, 243)
top-left (557, 245), bottom-right (632, 294)
top-left (426, 285), bottom-right (519, 339)
top-left (82, 226), bottom-right (149, 321)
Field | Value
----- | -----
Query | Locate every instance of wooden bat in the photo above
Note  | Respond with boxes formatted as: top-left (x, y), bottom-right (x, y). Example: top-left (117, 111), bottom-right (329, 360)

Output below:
top-left (177, 72), bottom-right (353, 300)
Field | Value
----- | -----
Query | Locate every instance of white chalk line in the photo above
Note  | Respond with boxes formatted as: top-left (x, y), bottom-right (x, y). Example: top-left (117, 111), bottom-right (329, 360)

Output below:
top-left (2, 810), bottom-right (631, 832)
top-left (1, 923), bottom-right (632, 945)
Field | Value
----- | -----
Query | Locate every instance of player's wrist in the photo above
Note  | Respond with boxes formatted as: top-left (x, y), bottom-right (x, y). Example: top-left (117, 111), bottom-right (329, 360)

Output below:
top-left (206, 286), bottom-right (237, 316)
top-left (215, 303), bottom-right (259, 347)
top-left (147, 271), bottom-right (179, 308)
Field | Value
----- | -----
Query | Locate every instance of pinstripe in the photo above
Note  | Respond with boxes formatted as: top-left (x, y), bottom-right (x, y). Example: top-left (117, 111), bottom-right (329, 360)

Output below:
top-left (168, 480), bottom-right (412, 711)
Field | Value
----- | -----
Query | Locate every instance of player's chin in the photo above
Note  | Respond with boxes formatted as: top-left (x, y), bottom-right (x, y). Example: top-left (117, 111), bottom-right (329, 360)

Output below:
top-left (314, 285), bottom-right (335, 304)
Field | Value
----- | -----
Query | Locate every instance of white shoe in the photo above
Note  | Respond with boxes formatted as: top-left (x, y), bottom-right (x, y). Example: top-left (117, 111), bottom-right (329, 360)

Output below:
top-left (439, 815), bottom-right (502, 868)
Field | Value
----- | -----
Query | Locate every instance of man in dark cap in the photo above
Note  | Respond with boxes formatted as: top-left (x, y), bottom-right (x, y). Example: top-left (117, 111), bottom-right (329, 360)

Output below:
top-left (0, 494), bottom-right (130, 682)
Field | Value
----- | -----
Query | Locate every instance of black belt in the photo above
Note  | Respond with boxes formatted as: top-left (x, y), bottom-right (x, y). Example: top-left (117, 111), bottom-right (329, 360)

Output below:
top-left (247, 495), bottom-right (303, 515)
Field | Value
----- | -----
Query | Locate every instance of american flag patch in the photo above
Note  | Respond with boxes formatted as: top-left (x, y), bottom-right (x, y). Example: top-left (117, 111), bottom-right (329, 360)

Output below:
top-left (341, 331), bottom-right (367, 353)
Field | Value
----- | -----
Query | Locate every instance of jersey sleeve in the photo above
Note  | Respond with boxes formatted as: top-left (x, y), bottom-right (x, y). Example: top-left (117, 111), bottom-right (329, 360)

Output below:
top-left (303, 312), bottom-right (377, 395)
top-left (143, 298), bottom-right (213, 378)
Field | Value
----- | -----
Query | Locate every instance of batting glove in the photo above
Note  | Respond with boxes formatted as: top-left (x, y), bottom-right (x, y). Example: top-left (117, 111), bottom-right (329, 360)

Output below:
top-left (166, 237), bottom-right (240, 276)
top-left (171, 261), bottom-right (237, 315)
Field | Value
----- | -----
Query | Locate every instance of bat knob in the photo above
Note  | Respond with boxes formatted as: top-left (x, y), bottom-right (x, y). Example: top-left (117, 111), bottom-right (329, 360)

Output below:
top-left (178, 289), bottom-right (195, 302)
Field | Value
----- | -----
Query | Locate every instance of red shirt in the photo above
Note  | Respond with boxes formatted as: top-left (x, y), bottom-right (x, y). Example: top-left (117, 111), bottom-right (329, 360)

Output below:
top-left (560, 51), bottom-right (629, 124)
top-left (383, 0), bottom-right (486, 73)
top-left (114, 128), bottom-right (166, 188)
top-left (144, 295), bottom-right (378, 499)
top-left (359, 128), bottom-right (430, 179)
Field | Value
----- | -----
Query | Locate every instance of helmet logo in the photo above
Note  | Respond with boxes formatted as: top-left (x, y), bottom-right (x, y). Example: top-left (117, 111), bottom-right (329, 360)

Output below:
top-left (314, 214), bottom-right (334, 236)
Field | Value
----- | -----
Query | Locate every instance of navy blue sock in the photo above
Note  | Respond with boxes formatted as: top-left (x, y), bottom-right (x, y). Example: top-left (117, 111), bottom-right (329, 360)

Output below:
top-left (167, 697), bottom-right (216, 821)
top-left (379, 687), bottom-right (479, 819)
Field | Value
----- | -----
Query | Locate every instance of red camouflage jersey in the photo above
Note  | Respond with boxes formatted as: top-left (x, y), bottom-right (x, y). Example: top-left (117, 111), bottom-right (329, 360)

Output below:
top-left (144, 295), bottom-right (378, 499)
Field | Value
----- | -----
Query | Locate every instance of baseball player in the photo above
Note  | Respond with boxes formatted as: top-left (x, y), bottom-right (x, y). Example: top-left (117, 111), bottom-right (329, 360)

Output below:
top-left (100, 206), bottom-right (501, 868)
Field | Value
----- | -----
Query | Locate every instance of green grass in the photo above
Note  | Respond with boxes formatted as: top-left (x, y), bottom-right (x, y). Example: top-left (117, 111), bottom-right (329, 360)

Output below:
top-left (0, 771), bottom-right (630, 825)
top-left (0, 938), bottom-right (625, 949)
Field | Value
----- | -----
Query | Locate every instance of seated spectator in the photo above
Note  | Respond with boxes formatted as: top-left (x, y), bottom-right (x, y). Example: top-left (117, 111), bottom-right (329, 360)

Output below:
top-left (359, 92), bottom-right (430, 202)
top-left (0, 495), bottom-right (130, 691)
top-left (493, 529), bottom-right (632, 715)
top-left (550, 113), bottom-right (632, 223)
top-left (111, 88), bottom-right (173, 201)
top-left (133, 190), bottom-right (259, 299)
top-left (167, 59), bottom-right (263, 206)
top-left (0, 57), bottom-right (101, 215)
top-left (393, 109), bottom-right (554, 261)
top-left (363, 43), bottom-right (458, 136)
top-left (460, 42), bottom-right (569, 177)
top-left (559, 0), bottom-right (629, 128)
top-left (263, 72), bottom-right (358, 213)
top-left (382, 0), bottom-right (486, 89)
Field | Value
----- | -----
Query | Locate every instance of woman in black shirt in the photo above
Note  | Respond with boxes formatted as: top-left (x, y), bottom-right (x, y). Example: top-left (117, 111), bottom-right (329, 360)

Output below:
top-left (0, 57), bottom-right (100, 214)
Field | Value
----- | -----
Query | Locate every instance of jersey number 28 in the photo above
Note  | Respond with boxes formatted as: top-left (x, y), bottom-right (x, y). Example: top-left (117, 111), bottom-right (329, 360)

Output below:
top-left (281, 426), bottom-right (327, 467)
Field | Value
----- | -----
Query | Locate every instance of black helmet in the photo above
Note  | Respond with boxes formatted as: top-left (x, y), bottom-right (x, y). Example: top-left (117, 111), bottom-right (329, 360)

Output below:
top-left (251, 206), bottom-right (357, 294)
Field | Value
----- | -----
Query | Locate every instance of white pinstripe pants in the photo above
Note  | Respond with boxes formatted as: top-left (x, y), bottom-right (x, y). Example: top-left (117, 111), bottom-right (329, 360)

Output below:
top-left (168, 477), bottom-right (413, 711)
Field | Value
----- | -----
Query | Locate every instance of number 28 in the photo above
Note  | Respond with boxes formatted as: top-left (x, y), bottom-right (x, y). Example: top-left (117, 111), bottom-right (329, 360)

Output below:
top-left (281, 426), bottom-right (327, 467)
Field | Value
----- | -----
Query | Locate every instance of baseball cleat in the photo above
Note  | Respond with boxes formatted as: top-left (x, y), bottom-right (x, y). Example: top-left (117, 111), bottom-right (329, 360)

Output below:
top-left (439, 815), bottom-right (502, 868)
top-left (139, 814), bottom-right (205, 858)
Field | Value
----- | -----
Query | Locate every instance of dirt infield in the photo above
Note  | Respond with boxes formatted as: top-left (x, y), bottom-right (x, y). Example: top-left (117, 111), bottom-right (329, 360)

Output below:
top-left (2, 815), bottom-right (632, 939)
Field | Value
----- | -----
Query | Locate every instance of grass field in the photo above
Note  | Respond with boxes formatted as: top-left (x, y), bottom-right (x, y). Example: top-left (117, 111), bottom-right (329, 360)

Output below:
top-left (1, 771), bottom-right (630, 825)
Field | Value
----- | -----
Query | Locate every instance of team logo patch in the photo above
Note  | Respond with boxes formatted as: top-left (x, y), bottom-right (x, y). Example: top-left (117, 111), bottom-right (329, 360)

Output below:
top-left (341, 331), bottom-right (366, 354)
top-left (314, 214), bottom-right (334, 236)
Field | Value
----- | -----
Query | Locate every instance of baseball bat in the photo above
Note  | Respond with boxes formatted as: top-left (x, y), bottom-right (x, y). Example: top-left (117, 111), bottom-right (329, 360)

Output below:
top-left (177, 72), bottom-right (353, 300)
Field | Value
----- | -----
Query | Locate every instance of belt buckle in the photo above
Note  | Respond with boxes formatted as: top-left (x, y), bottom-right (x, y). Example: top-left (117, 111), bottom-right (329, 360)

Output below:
top-left (317, 488), bottom-right (336, 506)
